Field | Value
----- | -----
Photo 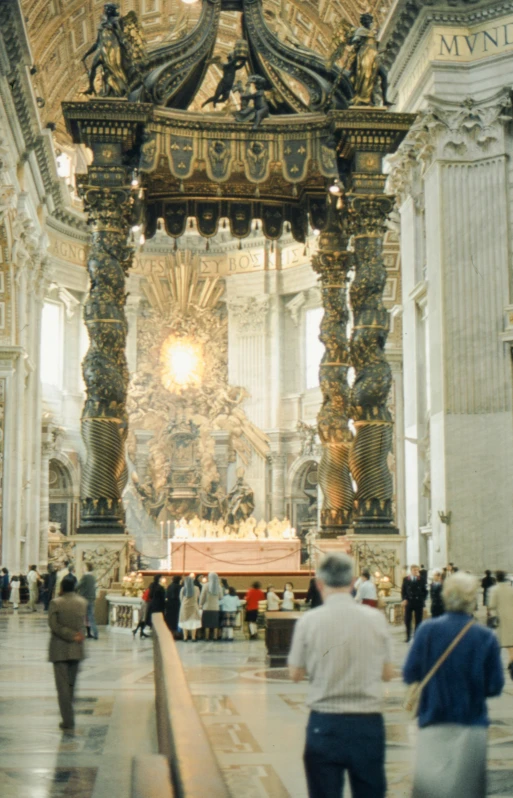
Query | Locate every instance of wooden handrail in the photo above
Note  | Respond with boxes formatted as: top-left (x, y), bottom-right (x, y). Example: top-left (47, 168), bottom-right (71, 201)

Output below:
top-left (152, 613), bottom-right (229, 798)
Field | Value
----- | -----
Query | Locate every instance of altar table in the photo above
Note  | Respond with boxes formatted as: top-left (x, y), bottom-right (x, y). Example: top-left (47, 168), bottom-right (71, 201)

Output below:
top-left (169, 539), bottom-right (301, 573)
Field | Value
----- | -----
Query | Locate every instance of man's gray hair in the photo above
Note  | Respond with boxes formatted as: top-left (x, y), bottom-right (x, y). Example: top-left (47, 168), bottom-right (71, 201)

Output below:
top-left (317, 553), bottom-right (354, 588)
top-left (442, 572), bottom-right (477, 614)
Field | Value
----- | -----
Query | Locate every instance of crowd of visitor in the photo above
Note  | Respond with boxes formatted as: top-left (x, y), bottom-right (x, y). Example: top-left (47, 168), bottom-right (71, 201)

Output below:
top-left (3, 552), bottom-right (512, 798)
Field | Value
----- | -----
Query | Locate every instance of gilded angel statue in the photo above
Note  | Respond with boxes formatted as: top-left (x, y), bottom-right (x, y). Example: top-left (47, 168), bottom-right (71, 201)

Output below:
top-left (83, 3), bottom-right (146, 97)
top-left (327, 14), bottom-right (390, 107)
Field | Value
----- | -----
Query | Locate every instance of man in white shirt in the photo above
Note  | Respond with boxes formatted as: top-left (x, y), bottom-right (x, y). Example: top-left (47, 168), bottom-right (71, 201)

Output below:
top-left (355, 569), bottom-right (378, 607)
top-left (27, 565), bottom-right (41, 612)
top-left (288, 553), bottom-right (393, 798)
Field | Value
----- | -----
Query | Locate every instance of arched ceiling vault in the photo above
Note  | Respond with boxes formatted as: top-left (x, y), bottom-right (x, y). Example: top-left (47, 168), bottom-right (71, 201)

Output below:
top-left (21, 0), bottom-right (394, 142)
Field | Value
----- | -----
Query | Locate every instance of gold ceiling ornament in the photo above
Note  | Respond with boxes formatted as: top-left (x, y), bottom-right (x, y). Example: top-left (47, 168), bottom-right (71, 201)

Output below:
top-left (140, 250), bottom-right (224, 315)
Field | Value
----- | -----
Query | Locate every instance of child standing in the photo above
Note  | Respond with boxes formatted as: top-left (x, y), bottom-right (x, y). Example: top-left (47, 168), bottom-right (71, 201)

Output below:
top-left (282, 582), bottom-right (295, 611)
top-left (220, 587), bottom-right (241, 641)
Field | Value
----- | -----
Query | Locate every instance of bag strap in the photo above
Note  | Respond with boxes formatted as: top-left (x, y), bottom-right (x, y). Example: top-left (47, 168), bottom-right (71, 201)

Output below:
top-left (417, 619), bottom-right (475, 693)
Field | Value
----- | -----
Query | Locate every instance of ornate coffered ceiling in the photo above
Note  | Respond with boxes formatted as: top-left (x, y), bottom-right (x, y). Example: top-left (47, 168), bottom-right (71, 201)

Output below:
top-left (21, 0), bottom-right (394, 140)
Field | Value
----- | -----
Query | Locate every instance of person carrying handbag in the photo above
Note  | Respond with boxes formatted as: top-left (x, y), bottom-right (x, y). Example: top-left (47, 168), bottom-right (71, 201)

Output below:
top-left (403, 573), bottom-right (503, 798)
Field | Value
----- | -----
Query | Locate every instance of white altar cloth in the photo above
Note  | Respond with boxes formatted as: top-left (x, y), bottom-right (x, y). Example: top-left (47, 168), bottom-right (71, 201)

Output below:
top-left (169, 539), bottom-right (301, 573)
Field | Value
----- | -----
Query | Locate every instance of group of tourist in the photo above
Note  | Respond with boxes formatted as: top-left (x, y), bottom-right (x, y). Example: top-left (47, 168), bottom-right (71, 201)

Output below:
top-left (131, 573), bottom-right (310, 641)
top-left (0, 559), bottom-right (99, 639)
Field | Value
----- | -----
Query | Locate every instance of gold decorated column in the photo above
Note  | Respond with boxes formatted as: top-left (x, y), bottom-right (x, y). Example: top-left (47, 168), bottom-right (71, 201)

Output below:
top-left (62, 101), bottom-right (152, 534)
top-left (77, 166), bottom-right (135, 531)
top-left (347, 191), bottom-right (396, 532)
top-left (313, 196), bottom-right (354, 538)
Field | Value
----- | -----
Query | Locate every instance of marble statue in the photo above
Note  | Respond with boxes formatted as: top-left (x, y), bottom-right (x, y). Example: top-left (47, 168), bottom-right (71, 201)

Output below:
top-left (226, 470), bottom-right (255, 524)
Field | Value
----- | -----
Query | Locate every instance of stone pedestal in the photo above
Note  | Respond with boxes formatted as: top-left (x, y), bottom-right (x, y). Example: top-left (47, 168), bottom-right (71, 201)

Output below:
top-left (68, 533), bottom-right (132, 587)
top-left (314, 534), bottom-right (406, 588)
top-left (265, 611), bottom-right (301, 667)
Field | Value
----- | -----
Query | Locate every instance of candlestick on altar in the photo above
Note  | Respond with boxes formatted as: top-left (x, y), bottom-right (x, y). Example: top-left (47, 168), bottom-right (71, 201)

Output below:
top-left (160, 521), bottom-right (164, 539)
top-left (167, 520), bottom-right (171, 538)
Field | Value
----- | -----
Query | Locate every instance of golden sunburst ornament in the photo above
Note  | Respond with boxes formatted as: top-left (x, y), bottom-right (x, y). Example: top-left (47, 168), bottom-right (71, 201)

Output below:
top-left (160, 335), bottom-right (204, 392)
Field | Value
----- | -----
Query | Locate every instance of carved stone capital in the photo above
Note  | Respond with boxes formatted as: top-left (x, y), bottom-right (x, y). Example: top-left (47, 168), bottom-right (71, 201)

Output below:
top-left (347, 195), bottom-right (394, 238)
top-left (387, 90), bottom-right (512, 203)
top-left (228, 295), bottom-right (270, 333)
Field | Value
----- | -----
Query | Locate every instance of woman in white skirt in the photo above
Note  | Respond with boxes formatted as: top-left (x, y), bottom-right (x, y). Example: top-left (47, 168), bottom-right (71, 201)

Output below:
top-left (403, 572), bottom-right (504, 798)
top-left (179, 576), bottom-right (201, 642)
top-left (10, 575), bottom-right (20, 609)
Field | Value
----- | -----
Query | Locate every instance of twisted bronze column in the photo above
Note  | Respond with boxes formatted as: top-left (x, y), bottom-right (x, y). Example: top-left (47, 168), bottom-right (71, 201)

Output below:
top-left (347, 193), bottom-right (396, 532)
top-left (78, 177), bottom-right (135, 531)
top-left (313, 197), bottom-right (354, 537)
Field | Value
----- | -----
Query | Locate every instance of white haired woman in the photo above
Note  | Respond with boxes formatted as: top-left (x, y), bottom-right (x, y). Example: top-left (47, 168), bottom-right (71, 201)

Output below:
top-left (403, 573), bottom-right (504, 798)
top-left (200, 572), bottom-right (223, 640)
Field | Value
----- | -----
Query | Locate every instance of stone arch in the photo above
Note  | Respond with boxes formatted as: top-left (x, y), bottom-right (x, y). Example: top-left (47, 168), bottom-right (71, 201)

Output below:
top-left (48, 454), bottom-right (80, 535)
top-left (285, 455), bottom-right (320, 541)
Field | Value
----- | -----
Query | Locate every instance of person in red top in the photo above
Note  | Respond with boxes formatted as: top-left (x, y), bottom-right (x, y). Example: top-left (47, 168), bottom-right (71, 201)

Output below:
top-left (245, 581), bottom-right (265, 639)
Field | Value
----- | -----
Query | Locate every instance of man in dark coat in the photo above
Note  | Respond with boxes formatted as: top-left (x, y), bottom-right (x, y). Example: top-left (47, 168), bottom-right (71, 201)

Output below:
top-left (401, 564), bottom-right (428, 642)
top-left (48, 575), bottom-right (87, 730)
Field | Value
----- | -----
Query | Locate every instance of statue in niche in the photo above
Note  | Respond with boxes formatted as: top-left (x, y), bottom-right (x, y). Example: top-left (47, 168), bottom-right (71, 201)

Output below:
top-left (202, 45), bottom-right (248, 109)
top-left (226, 469), bottom-right (255, 524)
top-left (199, 480), bottom-right (227, 522)
top-left (234, 76), bottom-right (270, 129)
top-left (328, 14), bottom-right (390, 107)
top-left (83, 4), bottom-right (145, 97)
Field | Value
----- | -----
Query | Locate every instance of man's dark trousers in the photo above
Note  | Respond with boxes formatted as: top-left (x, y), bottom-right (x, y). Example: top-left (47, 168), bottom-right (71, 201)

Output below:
top-left (303, 711), bottom-right (386, 798)
top-left (404, 602), bottom-right (424, 641)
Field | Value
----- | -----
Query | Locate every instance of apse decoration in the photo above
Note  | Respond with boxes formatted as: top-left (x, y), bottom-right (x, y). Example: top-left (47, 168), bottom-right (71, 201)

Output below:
top-left (127, 253), bottom-right (269, 520)
top-left (63, 0), bottom-right (414, 539)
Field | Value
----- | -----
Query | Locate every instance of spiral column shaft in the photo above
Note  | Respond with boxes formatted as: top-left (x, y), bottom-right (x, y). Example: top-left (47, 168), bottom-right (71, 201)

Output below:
top-left (312, 198), bottom-right (354, 538)
top-left (78, 175), bottom-right (135, 532)
top-left (347, 193), bottom-right (396, 532)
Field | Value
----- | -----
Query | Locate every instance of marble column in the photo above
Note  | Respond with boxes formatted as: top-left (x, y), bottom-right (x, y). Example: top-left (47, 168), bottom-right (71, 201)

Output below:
top-left (78, 170), bottom-right (135, 532)
top-left (347, 193), bottom-right (397, 533)
top-left (312, 197), bottom-right (354, 537)
top-left (269, 452), bottom-right (287, 519)
top-left (38, 432), bottom-right (53, 568)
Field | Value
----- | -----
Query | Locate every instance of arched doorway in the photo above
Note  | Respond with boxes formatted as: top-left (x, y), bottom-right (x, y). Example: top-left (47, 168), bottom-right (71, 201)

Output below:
top-left (49, 459), bottom-right (74, 535)
top-left (287, 458), bottom-right (319, 563)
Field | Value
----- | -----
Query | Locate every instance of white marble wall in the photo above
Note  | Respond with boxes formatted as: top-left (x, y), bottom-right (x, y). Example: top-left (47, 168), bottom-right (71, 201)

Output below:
top-left (385, 1), bottom-right (513, 571)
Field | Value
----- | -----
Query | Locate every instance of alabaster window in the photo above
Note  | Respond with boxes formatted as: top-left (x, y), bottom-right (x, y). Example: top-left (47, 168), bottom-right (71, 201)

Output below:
top-left (41, 301), bottom-right (63, 389)
top-left (305, 306), bottom-right (324, 390)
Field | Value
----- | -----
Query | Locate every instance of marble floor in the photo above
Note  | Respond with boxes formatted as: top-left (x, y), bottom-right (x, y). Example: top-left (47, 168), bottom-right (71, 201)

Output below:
top-left (2, 607), bottom-right (513, 797)
top-left (0, 608), bottom-right (157, 798)
top-left (175, 622), bottom-right (513, 798)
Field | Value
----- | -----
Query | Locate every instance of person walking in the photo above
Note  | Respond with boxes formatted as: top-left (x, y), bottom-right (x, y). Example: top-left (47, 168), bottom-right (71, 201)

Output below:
top-left (488, 570), bottom-right (513, 679)
top-left (430, 570), bottom-right (444, 617)
top-left (481, 570), bottom-right (496, 609)
top-left (77, 563), bottom-right (98, 640)
top-left (200, 572), bottom-right (224, 640)
top-left (179, 575), bottom-right (201, 641)
top-left (48, 574), bottom-right (88, 731)
top-left (10, 575), bottom-right (20, 609)
top-left (403, 573), bottom-right (504, 798)
top-left (165, 575), bottom-right (182, 637)
top-left (355, 569), bottom-right (378, 607)
top-left (42, 565), bottom-right (57, 611)
top-left (401, 564), bottom-right (427, 642)
top-left (220, 586), bottom-right (241, 641)
top-left (245, 581), bottom-right (265, 639)
top-left (147, 574), bottom-right (166, 630)
top-left (288, 553), bottom-right (393, 798)
top-left (132, 585), bottom-right (151, 639)
top-left (1, 567), bottom-right (9, 607)
top-left (27, 565), bottom-right (41, 612)
top-left (305, 577), bottom-right (323, 609)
